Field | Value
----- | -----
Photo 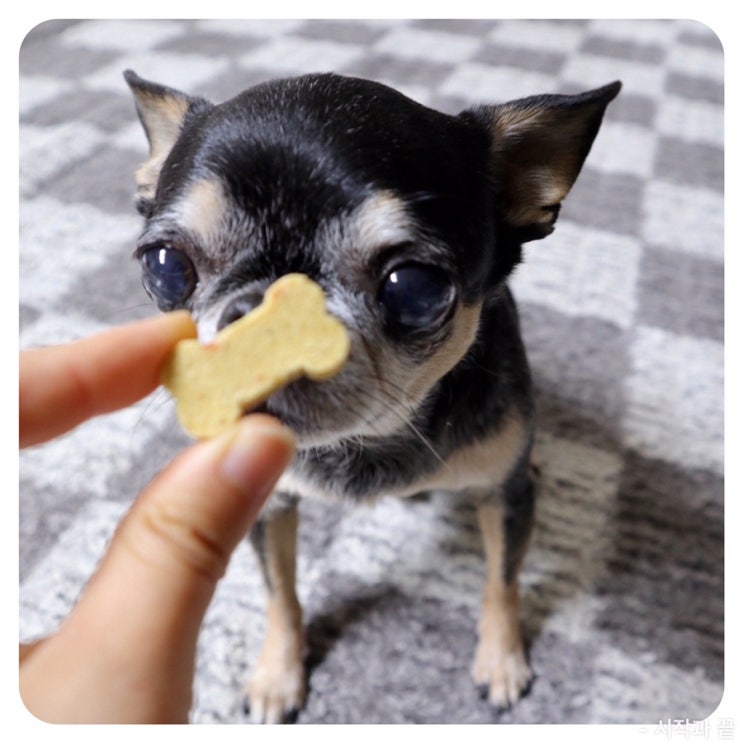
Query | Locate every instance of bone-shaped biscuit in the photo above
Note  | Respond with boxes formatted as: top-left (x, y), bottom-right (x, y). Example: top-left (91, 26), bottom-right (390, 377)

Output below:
top-left (162, 273), bottom-right (350, 439)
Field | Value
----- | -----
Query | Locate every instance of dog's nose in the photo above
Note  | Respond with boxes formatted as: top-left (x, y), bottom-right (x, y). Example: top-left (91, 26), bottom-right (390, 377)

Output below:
top-left (217, 292), bottom-right (263, 331)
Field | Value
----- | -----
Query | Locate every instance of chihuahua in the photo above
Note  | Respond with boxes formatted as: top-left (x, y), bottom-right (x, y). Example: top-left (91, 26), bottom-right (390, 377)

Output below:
top-left (125, 69), bottom-right (620, 723)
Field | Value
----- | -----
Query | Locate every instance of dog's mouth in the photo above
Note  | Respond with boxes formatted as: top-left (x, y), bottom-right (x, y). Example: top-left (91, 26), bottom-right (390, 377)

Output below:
top-left (241, 395), bottom-right (314, 444)
top-left (241, 388), bottom-right (357, 450)
top-left (245, 401), bottom-right (269, 416)
top-left (244, 399), bottom-right (283, 424)
top-left (242, 399), bottom-right (280, 423)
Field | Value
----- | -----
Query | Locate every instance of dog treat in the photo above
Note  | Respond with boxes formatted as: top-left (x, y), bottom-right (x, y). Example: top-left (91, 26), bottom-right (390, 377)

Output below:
top-left (162, 273), bottom-right (350, 438)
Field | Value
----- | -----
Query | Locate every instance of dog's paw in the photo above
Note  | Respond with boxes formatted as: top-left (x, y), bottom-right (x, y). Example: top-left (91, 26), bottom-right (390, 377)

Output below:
top-left (471, 642), bottom-right (534, 712)
top-left (244, 660), bottom-right (306, 724)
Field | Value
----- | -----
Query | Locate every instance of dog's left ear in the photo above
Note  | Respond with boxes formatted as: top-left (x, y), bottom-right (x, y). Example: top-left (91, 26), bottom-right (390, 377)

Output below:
top-left (124, 70), bottom-right (211, 215)
top-left (466, 81), bottom-right (621, 242)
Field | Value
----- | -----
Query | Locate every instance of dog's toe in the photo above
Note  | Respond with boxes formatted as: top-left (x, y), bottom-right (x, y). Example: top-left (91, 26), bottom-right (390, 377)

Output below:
top-left (471, 643), bottom-right (534, 711)
top-left (244, 691), bottom-right (301, 724)
top-left (283, 705), bottom-right (300, 724)
top-left (244, 662), bottom-right (305, 724)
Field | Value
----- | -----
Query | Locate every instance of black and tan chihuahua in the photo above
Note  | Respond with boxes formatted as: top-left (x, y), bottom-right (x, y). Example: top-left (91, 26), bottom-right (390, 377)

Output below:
top-left (125, 69), bottom-right (620, 723)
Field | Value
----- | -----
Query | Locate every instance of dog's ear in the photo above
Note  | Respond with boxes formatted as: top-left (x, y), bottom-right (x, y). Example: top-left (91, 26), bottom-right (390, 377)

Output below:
top-left (124, 70), bottom-right (211, 215)
top-left (467, 81), bottom-right (621, 242)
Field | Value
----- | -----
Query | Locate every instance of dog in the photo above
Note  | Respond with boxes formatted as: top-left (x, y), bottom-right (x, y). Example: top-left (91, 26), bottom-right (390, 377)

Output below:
top-left (125, 69), bottom-right (620, 723)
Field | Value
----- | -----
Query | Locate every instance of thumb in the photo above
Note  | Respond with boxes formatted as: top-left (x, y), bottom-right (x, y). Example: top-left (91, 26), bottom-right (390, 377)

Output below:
top-left (86, 414), bottom-right (295, 632)
top-left (114, 414), bottom-right (295, 591)
top-left (26, 415), bottom-right (295, 722)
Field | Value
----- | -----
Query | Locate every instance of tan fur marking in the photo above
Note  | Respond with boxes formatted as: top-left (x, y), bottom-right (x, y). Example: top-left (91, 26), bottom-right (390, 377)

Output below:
top-left (408, 304), bottom-right (481, 407)
top-left (352, 190), bottom-right (414, 253)
top-left (246, 508), bottom-right (306, 723)
top-left (503, 164), bottom-right (571, 228)
top-left (132, 91), bottom-right (190, 197)
top-left (491, 105), bottom-right (545, 138)
top-left (490, 103), bottom-right (586, 229)
top-left (138, 92), bottom-right (190, 157)
top-left (354, 303), bottom-right (483, 443)
top-left (179, 179), bottom-right (230, 244)
top-left (472, 502), bottom-right (533, 707)
top-left (134, 155), bottom-right (166, 201)
top-left (391, 409), bottom-right (528, 499)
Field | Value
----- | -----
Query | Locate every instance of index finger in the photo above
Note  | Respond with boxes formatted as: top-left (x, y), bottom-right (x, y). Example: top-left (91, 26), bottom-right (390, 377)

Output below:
top-left (20, 312), bottom-right (196, 448)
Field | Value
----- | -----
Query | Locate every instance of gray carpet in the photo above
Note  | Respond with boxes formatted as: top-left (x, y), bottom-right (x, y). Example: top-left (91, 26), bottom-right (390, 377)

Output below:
top-left (19, 19), bottom-right (724, 725)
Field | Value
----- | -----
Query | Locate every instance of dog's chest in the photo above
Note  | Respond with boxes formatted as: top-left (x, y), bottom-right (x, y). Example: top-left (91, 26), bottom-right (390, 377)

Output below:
top-left (276, 411), bottom-right (528, 503)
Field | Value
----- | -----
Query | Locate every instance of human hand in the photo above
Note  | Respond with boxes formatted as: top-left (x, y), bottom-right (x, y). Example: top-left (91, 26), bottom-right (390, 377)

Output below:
top-left (19, 314), bottom-right (295, 723)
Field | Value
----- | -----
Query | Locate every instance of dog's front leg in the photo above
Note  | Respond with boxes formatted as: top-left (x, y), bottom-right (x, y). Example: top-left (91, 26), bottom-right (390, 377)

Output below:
top-left (472, 465), bottom-right (535, 711)
top-left (245, 499), bottom-right (305, 724)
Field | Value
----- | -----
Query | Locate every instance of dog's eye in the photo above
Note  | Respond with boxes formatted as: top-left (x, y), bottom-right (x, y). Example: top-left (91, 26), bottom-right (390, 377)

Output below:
top-left (140, 245), bottom-right (197, 309)
top-left (379, 263), bottom-right (456, 334)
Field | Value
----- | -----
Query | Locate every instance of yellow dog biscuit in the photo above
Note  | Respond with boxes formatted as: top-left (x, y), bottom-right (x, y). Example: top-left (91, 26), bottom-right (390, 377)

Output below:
top-left (162, 273), bottom-right (350, 439)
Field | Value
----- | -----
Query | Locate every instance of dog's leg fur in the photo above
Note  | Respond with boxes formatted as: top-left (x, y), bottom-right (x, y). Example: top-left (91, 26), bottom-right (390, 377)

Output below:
top-left (471, 460), bottom-right (536, 710)
top-left (245, 500), bottom-right (305, 724)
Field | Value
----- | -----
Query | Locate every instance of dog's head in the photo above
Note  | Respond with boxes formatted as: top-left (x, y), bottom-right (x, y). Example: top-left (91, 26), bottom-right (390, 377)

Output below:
top-left (126, 71), bottom-right (619, 447)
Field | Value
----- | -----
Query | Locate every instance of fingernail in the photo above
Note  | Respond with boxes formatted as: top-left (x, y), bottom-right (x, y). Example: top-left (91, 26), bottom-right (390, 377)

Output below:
top-left (219, 418), bottom-right (295, 498)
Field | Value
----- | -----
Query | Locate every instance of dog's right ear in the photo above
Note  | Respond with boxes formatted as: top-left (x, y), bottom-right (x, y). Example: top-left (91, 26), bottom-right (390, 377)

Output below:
top-left (465, 81), bottom-right (621, 243)
top-left (124, 70), bottom-right (211, 216)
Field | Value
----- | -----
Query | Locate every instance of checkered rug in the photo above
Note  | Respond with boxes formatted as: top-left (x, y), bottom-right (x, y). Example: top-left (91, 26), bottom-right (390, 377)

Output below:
top-left (19, 19), bottom-right (724, 725)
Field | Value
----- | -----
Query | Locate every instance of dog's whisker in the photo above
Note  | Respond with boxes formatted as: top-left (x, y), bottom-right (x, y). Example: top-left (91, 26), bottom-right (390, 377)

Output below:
top-left (345, 376), bottom-right (448, 471)
top-left (98, 303), bottom-right (158, 324)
